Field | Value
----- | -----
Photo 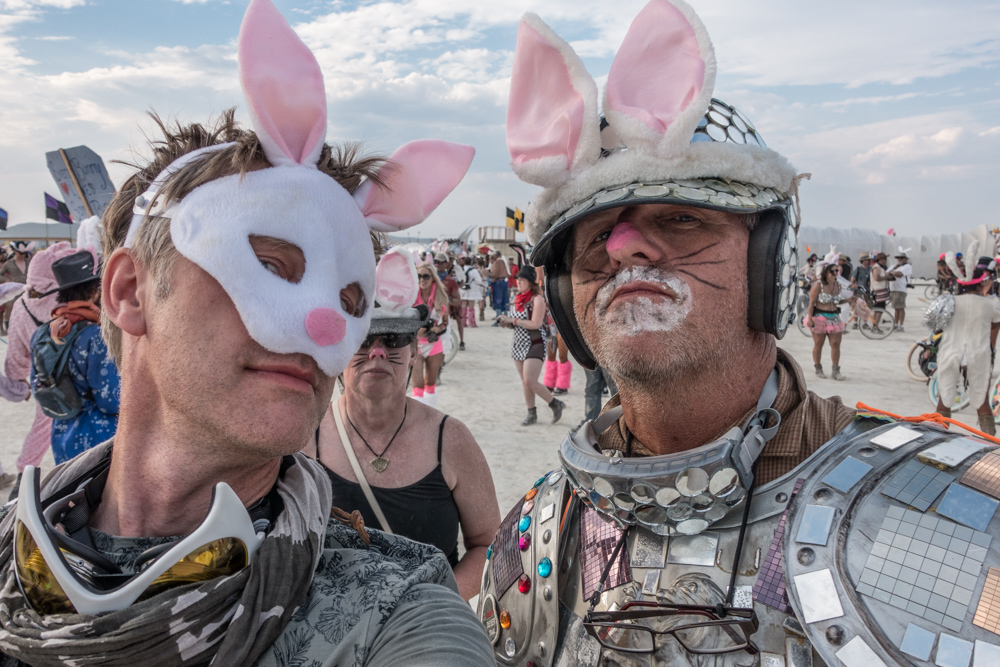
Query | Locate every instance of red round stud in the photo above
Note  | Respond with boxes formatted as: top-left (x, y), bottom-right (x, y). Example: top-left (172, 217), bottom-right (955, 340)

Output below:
top-left (518, 573), bottom-right (531, 594)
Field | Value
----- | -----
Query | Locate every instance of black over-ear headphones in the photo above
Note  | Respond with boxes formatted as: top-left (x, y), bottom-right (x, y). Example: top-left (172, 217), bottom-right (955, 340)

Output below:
top-left (536, 201), bottom-right (799, 371)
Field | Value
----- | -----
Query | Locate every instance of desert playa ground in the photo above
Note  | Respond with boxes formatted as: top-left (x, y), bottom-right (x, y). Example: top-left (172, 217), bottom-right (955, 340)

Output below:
top-left (0, 293), bottom-right (981, 515)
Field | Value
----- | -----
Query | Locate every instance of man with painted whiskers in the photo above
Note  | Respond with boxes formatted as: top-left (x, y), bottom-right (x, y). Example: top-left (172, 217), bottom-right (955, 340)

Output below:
top-left (479, 2), bottom-right (1000, 666)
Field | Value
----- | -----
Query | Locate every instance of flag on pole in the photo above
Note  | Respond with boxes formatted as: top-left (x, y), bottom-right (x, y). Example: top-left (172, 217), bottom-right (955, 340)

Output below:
top-left (506, 207), bottom-right (516, 229)
top-left (44, 193), bottom-right (73, 224)
top-left (514, 207), bottom-right (524, 233)
top-left (0, 207), bottom-right (7, 231)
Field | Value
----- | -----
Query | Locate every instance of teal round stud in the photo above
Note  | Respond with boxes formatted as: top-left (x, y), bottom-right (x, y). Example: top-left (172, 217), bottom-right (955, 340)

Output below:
top-left (486, 543), bottom-right (493, 560)
top-left (519, 515), bottom-right (531, 532)
top-left (537, 557), bottom-right (552, 578)
top-left (533, 476), bottom-right (546, 488)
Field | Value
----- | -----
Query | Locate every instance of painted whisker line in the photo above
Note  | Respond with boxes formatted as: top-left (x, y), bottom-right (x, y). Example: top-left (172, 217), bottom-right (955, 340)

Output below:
top-left (576, 271), bottom-right (614, 286)
top-left (674, 259), bottom-right (725, 267)
top-left (677, 269), bottom-right (725, 290)
top-left (672, 241), bottom-right (719, 262)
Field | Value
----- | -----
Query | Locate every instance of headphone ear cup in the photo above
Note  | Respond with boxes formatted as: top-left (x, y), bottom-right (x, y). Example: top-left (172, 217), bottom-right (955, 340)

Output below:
top-left (546, 269), bottom-right (598, 370)
top-left (746, 211), bottom-right (786, 336)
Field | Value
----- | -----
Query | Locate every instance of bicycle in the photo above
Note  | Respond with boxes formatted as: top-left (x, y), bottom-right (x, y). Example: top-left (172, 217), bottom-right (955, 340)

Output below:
top-left (905, 332), bottom-right (940, 382)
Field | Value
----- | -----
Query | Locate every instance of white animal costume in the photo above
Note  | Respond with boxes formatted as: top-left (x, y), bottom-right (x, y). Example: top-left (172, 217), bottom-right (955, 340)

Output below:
top-left (938, 250), bottom-right (1000, 409)
top-left (125, 0), bottom-right (475, 379)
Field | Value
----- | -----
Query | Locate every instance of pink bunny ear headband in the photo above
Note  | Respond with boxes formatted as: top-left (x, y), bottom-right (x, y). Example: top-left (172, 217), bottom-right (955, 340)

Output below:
top-left (123, 0), bottom-right (474, 377)
top-left (368, 248), bottom-right (429, 335)
top-left (511, 0), bottom-right (802, 265)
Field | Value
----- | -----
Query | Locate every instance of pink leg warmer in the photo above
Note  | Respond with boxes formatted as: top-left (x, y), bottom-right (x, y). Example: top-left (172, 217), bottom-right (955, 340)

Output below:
top-left (556, 360), bottom-right (573, 391)
top-left (543, 360), bottom-right (558, 391)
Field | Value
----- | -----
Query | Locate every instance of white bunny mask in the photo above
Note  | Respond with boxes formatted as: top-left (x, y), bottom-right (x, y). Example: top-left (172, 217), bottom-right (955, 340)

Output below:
top-left (123, 0), bottom-right (474, 377)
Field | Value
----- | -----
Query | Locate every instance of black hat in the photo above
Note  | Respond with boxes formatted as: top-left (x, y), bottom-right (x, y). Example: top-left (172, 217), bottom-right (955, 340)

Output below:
top-left (42, 251), bottom-right (99, 297)
top-left (517, 265), bottom-right (537, 283)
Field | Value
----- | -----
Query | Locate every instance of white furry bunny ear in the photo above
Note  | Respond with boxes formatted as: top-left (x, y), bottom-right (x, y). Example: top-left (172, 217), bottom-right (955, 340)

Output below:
top-left (603, 0), bottom-right (716, 156)
top-left (506, 13), bottom-right (600, 187)
top-left (374, 248), bottom-right (419, 315)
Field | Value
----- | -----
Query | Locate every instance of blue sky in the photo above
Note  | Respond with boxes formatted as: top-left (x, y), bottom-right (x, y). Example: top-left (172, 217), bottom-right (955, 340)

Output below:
top-left (1, 0), bottom-right (999, 240)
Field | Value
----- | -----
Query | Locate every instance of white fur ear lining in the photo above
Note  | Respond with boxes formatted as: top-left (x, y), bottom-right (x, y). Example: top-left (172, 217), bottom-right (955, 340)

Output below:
top-left (506, 13), bottom-right (600, 188)
top-left (603, 0), bottom-right (717, 157)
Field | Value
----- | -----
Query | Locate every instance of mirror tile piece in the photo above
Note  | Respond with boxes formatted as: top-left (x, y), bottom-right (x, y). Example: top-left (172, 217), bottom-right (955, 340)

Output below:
top-left (972, 640), bottom-right (1000, 667)
top-left (881, 459), bottom-right (955, 512)
top-left (835, 636), bottom-right (888, 667)
top-left (935, 632), bottom-right (973, 667)
top-left (666, 532), bottom-right (718, 567)
top-left (753, 478), bottom-right (804, 612)
top-left (899, 622), bottom-right (937, 661)
top-left (786, 636), bottom-right (813, 667)
top-left (578, 504), bottom-right (632, 602)
top-left (822, 456), bottom-right (874, 493)
top-left (919, 438), bottom-right (990, 469)
top-left (539, 502), bottom-right (555, 524)
top-left (492, 501), bottom-right (526, 597)
top-left (936, 484), bottom-right (1000, 532)
top-left (795, 505), bottom-right (837, 546)
top-left (760, 653), bottom-right (785, 667)
top-left (732, 584), bottom-right (753, 610)
top-left (641, 569), bottom-right (660, 597)
top-left (856, 514), bottom-right (982, 627)
top-left (962, 451), bottom-right (1000, 500)
top-left (632, 530), bottom-right (667, 569)
top-left (793, 569), bottom-right (844, 624)
top-left (871, 425), bottom-right (922, 450)
top-left (973, 567), bottom-right (1000, 636)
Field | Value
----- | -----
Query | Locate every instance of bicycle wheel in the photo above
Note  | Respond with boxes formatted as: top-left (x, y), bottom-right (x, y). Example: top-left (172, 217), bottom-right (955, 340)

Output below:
top-left (905, 343), bottom-right (927, 382)
top-left (443, 327), bottom-right (460, 365)
top-left (929, 373), bottom-right (971, 411)
top-left (991, 377), bottom-right (1000, 424)
top-left (860, 308), bottom-right (894, 340)
top-left (925, 284), bottom-right (942, 299)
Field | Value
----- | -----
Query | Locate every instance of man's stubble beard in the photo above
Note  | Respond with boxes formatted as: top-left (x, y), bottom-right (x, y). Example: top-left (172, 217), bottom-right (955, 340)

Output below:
top-left (581, 272), bottom-right (749, 388)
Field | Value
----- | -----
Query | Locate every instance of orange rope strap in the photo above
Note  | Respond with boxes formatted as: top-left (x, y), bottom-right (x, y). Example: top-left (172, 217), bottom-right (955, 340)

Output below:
top-left (856, 402), bottom-right (1000, 446)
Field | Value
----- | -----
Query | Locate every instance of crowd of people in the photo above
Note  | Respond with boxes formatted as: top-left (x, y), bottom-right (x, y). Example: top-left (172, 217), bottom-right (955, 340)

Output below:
top-left (0, 0), bottom-right (998, 665)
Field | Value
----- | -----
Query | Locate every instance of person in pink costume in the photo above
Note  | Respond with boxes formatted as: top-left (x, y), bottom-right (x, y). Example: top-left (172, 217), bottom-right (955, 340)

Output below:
top-left (4, 242), bottom-right (76, 480)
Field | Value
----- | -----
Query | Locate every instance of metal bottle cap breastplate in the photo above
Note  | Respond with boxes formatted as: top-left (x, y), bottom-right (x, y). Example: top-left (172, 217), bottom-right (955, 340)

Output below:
top-left (479, 417), bottom-right (1000, 666)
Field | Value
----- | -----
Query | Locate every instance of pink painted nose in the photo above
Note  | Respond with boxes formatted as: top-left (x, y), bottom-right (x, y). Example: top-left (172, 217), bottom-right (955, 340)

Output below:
top-left (305, 308), bottom-right (346, 347)
top-left (605, 221), bottom-right (663, 264)
top-left (369, 344), bottom-right (387, 360)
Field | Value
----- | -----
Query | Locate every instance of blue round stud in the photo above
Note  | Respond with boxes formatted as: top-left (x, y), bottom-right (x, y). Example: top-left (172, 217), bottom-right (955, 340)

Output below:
top-left (519, 515), bottom-right (531, 532)
top-left (537, 557), bottom-right (552, 578)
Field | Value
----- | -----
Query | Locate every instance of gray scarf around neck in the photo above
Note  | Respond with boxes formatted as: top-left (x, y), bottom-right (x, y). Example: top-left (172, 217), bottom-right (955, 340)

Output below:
top-left (0, 441), bottom-right (333, 667)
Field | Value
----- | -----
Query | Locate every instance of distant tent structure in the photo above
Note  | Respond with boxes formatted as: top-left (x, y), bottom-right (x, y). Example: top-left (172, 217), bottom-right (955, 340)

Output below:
top-left (798, 225), bottom-right (998, 280)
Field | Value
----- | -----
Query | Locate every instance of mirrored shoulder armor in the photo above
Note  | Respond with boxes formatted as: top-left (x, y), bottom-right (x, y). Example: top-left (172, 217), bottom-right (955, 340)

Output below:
top-left (479, 415), bottom-right (1000, 666)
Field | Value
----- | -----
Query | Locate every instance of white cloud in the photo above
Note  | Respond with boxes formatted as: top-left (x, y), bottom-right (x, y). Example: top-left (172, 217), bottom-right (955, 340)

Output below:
top-left (852, 127), bottom-right (964, 168)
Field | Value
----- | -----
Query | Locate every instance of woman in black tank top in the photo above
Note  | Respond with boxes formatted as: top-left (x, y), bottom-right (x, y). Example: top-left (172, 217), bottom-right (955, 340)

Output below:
top-left (308, 249), bottom-right (500, 600)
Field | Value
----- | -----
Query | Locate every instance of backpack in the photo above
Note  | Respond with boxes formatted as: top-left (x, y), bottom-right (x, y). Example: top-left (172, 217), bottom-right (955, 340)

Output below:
top-left (30, 321), bottom-right (94, 420)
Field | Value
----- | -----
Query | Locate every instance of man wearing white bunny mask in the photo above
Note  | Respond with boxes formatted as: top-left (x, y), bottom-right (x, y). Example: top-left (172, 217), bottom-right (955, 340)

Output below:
top-left (471, 1), bottom-right (996, 666)
top-left (0, 1), bottom-right (493, 666)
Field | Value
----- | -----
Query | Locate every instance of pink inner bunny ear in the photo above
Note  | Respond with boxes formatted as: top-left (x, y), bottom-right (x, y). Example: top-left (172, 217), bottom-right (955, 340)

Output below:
top-left (354, 140), bottom-right (475, 232)
top-left (375, 248), bottom-right (418, 312)
top-left (238, 0), bottom-right (327, 167)
top-left (604, 0), bottom-right (715, 152)
top-left (506, 14), bottom-right (599, 186)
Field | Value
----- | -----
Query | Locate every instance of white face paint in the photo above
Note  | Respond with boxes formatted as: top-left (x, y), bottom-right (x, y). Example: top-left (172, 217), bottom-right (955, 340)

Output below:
top-left (594, 265), bottom-right (692, 336)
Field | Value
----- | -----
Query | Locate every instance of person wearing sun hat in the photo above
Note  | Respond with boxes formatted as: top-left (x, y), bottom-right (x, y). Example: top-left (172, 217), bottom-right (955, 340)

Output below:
top-left (2, 242), bottom-right (78, 497)
top-left (888, 249), bottom-right (913, 331)
top-left (28, 250), bottom-right (121, 465)
top-left (0, 1), bottom-right (491, 665)
top-left (0, 241), bottom-right (32, 335)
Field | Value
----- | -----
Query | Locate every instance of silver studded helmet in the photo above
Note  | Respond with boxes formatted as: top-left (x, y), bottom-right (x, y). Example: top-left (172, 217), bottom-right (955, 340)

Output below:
top-left (508, 1), bottom-right (804, 369)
